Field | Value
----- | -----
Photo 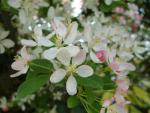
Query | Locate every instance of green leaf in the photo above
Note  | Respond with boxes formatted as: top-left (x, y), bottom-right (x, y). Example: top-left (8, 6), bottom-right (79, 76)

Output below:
top-left (85, 88), bottom-right (96, 104)
top-left (129, 106), bottom-right (142, 113)
top-left (102, 77), bottom-right (116, 90)
top-left (16, 74), bottom-right (49, 99)
top-left (0, 0), bottom-right (17, 13)
top-left (75, 75), bottom-right (103, 89)
top-left (29, 59), bottom-right (53, 74)
top-left (76, 75), bottom-right (116, 91)
top-left (100, 1), bottom-right (125, 13)
top-left (133, 86), bottom-right (150, 105)
top-left (67, 96), bottom-right (80, 108)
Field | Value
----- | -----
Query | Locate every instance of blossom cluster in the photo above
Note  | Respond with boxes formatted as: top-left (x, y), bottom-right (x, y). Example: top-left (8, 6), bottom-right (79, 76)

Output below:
top-left (7, 0), bottom-right (146, 113)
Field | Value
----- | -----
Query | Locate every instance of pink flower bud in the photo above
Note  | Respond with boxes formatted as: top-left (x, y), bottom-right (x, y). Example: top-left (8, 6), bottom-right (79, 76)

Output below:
top-left (96, 50), bottom-right (107, 63)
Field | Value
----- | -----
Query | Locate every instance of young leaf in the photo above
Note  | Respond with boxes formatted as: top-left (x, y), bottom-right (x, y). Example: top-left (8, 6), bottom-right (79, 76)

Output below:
top-left (75, 75), bottom-right (103, 89)
top-left (29, 59), bottom-right (53, 74)
top-left (67, 96), bottom-right (80, 108)
top-left (16, 74), bottom-right (49, 99)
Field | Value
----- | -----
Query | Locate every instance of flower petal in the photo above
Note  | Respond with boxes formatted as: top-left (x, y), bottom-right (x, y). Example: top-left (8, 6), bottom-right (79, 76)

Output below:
top-left (19, 9), bottom-right (27, 24)
top-left (119, 63), bottom-right (135, 71)
top-left (51, 18), bottom-right (67, 38)
top-left (1, 39), bottom-right (14, 48)
top-left (72, 49), bottom-right (86, 65)
top-left (43, 47), bottom-right (58, 60)
top-left (21, 39), bottom-right (37, 47)
top-left (90, 51), bottom-right (100, 63)
top-left (37, 37), bottom-right (54, 47)
top-left (56, 48), bottom-right (71, 66)
top-left (50, 69), bottom-right (66, 83)
top-left (105, 0), bottom-right (113, 5)
top-left (0, 44), bottom-right (5, 54)
top-left (0, 31), bottom-right (9, 40)
top-left (64, 22), bottom-right (78, 44)
top-left (34, 26), bottom-right (42, 38)
top-left (66, 45), bottom-right (80, 57)
top-left (47, 7), bottom-right (55, 19)
top-left (21, 46), bottom-right (31, 60)
top-left (11, 59), bottom-right (26, 71)
top-left (10, 66), bottom-right (28, 77)
top-left (76, 65), bottom-right (93, 77)
top-left (8, 0), bottom-right (21, 8)
top-left (66, 76), bottom-right (77, 95)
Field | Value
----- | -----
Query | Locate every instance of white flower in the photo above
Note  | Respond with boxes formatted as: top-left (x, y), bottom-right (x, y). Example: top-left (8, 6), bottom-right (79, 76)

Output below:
top-left (42, 18), bottom-right (79, 60)
top-left (50, 48), bottom-right (93, 95)
top-left (51, 18), bottom-right (78, 45)
top-left (21, 26), bottom-right (54, 47)
top-left (10, 46), bottom-right (31, 77)
top-left (0, 28), bottom-right (14, 54)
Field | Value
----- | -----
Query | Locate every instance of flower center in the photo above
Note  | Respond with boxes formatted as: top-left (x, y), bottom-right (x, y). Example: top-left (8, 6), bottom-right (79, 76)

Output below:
top-left (55, 36), bottom-right (63, 48)
top-left (90, 37), bottom-right (101, 48)
top-left (67, 65), bottom-right (76, 75)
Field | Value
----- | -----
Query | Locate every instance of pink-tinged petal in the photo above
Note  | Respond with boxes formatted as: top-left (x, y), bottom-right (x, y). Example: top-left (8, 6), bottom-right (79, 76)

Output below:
top-left (10, 66), bottom-right (28, 77)
top-left (51, 18), bottom-right (67, 38)
top-left (76, 65), bottom-right (93, 77)
top-left (21, 46), bottom-right (31, 60)
top-left (64, 22), bottom-right (78, 44)
top-left (116, 79), bottom-right (129, 93)
top-left (50, 69), bottom-right (66, 83)
top-left (119, 63), bottom-right (135, 71)
top-left (72, 49), bottom-right (86, 65)
top-left (11, 59), bottom-right (26, 71)
top-left (21, 39), bottom-right (37, 47)
top-left (42, 47), bottom-right (58, 60)
top-left (116, 104), bottom-right (128, 113)
top-left (65, 45), bottom-right (80, 57)
top-left (103, 98), bottom-right (115, 107)
top-left (56, 48), bottom-right (71, 66)
top-left (109, 59), bottom-right (120, 72)
top-left (66, 76), bottom-right (77, 95)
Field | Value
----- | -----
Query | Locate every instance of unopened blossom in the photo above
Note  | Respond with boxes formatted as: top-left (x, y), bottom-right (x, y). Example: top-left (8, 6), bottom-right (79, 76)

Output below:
top-left (50, 48), bottom-right (93, 95)
top-left (0, 27), bottom-right (14, 54)
top-left (10, 47), bottom-right (31, 77)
